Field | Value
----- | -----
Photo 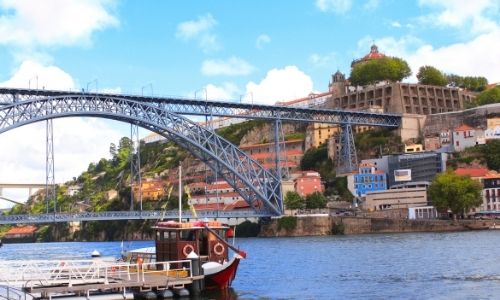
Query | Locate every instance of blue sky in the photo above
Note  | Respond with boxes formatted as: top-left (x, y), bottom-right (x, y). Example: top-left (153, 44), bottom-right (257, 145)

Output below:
top-left (0, 0), bottom-right (499, 205)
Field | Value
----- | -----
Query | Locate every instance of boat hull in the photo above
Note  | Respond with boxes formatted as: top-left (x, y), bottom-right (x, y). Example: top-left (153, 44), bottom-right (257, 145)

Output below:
top-left (204, 257), bottom-right (240, 290)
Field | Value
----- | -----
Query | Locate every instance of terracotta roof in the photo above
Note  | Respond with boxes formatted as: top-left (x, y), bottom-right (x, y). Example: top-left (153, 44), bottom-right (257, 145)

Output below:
top-left (454, 168), bottom-right (490, 178)
top-left (363, 45), bottom-right (385, 60)
top-left (484, 171), bottom-right (500, 179)
top-left (454, 124), bottom-right (474, 132)
top-left (6, 225), bottom-right (37, 235)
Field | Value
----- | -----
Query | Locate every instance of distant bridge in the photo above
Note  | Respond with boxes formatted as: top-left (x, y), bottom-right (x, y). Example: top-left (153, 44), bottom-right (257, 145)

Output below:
top-left (0, 210), bottom-right (266, 225)
top-left (0, 87), bottom-right (401, 218)
top-left (0, 183), bottom-right (54, 205)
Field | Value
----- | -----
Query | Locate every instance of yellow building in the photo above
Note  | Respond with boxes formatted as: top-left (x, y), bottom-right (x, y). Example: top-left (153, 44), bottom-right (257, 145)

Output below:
top-left (307, 123), bottom-right (339, 149)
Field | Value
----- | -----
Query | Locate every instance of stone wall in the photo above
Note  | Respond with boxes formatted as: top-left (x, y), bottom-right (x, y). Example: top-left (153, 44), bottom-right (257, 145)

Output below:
top-left (259, 215), bottom-right (499, 236)
top-left (423, 103), bottom-right (500, 137)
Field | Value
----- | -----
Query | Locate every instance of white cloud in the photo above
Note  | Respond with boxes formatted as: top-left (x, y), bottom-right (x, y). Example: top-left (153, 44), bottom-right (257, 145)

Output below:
top-left (315, 0), bottom-right (352, 13)
top-left (244, 66), bottom-right (313, 105)
top-left (0, 0), bottom-right (118, 47)
top-left (418, 0), bottom-right (499, 34)
top-left (175, 13), bottom-right (220, 52)
top-left (0, 60), bottom-right (75, 90)
top-left (390, 21), bottom-right (402, 28)
top-left (256, 34), bottom-right (271, 49)
top-left (364, 0), bottom-right (379, 10)
top-left (188, 82), bottom-right (239, 101)
top-left (201, 57), bottom-right (256, 76)
top-left (308, 52), bottom-right (337, 68)
top-left (357, 30), bottom-right (500, 83)
top-left (407, 28), bottom-right (500, 83)
top-left (0, 61), bottom-right (125, 207)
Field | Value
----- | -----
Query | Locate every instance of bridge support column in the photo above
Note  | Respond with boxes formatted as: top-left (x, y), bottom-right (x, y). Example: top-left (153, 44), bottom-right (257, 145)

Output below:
top-left (337, 123), bottom-right (358, 176)
top-left (46, 119), bottom-right (56, 214)
top-left (273, 118), bottom-right (285, 213)
top-left (130, 124), bottom-right (142, 211)
top-left (0, 187), bottom-right (3, 197)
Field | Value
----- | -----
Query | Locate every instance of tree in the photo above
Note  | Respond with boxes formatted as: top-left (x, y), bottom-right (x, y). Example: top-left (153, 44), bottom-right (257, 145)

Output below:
top-left (476, 87), bottom-right (500, 106)
top-left (416, 66), bottom-right (447, 86)
top-left (349, 57), bottom-right (411, 86)
top-left (429, 171), bottom-right (482, 219)
top-left (284, 191), bottom-right (305, 210)
top-left (446, 74), bottom-right (488, 91)
top-left (482, 140), bottom-right (500, 171)
top-left (305, 192), bottom-right (327, 209)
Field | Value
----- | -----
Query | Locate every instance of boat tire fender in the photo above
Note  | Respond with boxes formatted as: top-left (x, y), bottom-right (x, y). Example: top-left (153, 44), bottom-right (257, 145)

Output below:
top-left (213, 242), bottom-right (225, 256)
top-left (183, 244), bottom-right (194, 257)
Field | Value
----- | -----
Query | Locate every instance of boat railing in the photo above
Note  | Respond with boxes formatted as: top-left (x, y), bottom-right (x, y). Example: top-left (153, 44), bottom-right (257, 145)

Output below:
top-left (0, 285), bottom-right (34, 300)
top-left (139, 260), bottom-right (193, 282)
top-left (0, 259), bottom-right (193, 289)
top-left (0, 259), bottom-right (139, 288)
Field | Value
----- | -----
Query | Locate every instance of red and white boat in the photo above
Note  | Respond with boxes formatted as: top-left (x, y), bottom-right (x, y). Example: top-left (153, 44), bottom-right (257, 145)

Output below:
top-left (124, 220), bottom-right (246, 290)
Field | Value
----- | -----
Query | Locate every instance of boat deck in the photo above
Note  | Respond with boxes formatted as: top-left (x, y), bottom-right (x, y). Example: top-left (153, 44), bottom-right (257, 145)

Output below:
top-left (0, 259), bottom-right (202, 299)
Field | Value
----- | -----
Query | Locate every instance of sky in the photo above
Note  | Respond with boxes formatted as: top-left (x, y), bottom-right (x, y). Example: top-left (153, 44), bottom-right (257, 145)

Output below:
top-left (0, 0), bottom-right (499, 207)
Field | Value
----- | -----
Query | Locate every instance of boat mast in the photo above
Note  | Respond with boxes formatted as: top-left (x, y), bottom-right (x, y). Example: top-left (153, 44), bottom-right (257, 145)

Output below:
top-left (178, 165), bottom-right (182, 222)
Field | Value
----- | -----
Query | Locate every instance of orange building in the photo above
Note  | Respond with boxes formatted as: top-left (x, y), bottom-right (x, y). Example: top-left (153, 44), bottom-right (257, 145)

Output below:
top-left (293, 171), bottom-right (325, 197)
top-left (133, 178), bottom-right (168, 201)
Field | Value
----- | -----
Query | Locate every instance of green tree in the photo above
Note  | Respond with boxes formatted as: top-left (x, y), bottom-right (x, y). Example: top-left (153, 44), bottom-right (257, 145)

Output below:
top-left (446, 74), bottom-right (488, 91)
top-left (482, 140), bottom-right (500, 171)
top-left (417, 66), bottom-right (447, 86)
top-left (284, 191), bottom-right (305, 210)
top-left (305, 191), bottom-right (327, 209)
top-left (476, 87), bottom-right (500, 106)
top-left (429, 171), bottom-right (482, 218)
top-left (349, 57), bottom-right (411, 86)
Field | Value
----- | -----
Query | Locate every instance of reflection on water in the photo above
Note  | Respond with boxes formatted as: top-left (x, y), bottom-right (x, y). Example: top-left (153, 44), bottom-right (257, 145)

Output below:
top-left (2, 231), bottom-right (500, 299)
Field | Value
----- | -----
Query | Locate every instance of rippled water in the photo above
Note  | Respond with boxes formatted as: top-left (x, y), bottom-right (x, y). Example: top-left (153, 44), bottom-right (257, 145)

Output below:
top-left (2, 231), bottom-right (500, 299)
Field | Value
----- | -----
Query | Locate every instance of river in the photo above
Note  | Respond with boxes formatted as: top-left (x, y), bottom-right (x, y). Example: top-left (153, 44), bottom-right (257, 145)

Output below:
top-left (2, 231), bottom-right (500, 299)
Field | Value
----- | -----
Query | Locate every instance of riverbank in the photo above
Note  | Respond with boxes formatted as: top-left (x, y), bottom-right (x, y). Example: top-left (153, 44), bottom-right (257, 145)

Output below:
top-left (259, 215), bottom-right (498, 237)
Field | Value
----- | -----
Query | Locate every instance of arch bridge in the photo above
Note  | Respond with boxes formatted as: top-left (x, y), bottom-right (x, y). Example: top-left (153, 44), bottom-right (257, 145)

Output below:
top-left (0, 88), bottom-right (401, 220)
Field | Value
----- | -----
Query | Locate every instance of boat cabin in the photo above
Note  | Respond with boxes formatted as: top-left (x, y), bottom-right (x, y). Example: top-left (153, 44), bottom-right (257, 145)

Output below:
top-left (153, 221), bottom-right (232, 264)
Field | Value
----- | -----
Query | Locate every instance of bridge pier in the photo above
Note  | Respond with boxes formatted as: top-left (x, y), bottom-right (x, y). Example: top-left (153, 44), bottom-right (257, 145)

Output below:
top-left (337, 123), bottom-right (358, 176)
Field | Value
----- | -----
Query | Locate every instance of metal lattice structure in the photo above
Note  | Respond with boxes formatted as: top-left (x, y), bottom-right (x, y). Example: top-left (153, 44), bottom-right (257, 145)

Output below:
top-left (0, 96), bottom-right (283, 216)
top-left (46, 119), bottom-right (56, 213)
top-left (130, 124), bottom-right (142, 211)
top-left (0, 88), bottom-right (401, 127)
top-left (337, 123), bottom-right (358, 175)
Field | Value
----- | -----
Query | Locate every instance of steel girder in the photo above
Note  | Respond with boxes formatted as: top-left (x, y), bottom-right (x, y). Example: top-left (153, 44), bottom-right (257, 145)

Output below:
top-left (0, 88), bottom-right (401, 127)
top-left (337, 123), bottom-right (358, 175)
top-left (0, 95), bottom-right (283, 216)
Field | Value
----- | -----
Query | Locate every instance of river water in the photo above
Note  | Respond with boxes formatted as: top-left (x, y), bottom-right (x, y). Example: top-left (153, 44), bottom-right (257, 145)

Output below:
top-left (2, 231), bottom-right (500, 299)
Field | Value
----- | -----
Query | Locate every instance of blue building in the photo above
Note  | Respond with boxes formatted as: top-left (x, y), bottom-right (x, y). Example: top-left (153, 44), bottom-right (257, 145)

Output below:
top-left (353, 161), bottom-right (387, 197)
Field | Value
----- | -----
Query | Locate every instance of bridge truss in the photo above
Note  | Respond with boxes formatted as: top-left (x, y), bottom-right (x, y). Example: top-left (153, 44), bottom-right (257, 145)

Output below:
top-left (0, 88), bottom-right (401, 218)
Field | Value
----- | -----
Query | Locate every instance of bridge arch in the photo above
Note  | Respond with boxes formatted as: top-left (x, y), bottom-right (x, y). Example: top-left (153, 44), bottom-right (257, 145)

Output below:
top-left (0, 95), bottom-right (283, 215)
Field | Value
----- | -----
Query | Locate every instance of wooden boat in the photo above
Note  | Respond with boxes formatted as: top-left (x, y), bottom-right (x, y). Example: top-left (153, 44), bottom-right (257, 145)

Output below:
top-left (124, 220), bottom-right (246, 290)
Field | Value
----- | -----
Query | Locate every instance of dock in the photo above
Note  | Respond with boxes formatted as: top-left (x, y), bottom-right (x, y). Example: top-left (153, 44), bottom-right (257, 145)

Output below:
top-left (0, 259), bottom-right (202, 299)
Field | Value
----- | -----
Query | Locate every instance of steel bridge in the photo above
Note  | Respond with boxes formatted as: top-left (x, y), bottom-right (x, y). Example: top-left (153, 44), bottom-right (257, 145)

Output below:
top-left (0, 210), bottom-right (265, 225)
top-left (0, 88), bottom-right (401, 219)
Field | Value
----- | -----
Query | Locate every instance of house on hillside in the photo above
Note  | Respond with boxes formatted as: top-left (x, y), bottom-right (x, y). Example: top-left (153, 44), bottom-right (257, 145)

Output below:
top-left (3, 226), bottom-right (37, 243)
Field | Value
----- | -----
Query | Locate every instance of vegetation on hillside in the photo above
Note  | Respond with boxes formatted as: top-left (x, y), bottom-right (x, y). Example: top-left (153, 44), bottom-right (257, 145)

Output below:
top-left (475, 87), bottom-right (500, 106)
top-left (447, 140), bottom-right (500, 172)
top-left (355, 129), bottom-right (403, 160)
top-left (349, 57), bottom-right (411, 86)
top-left (216, 120), bottom-right (266, 145)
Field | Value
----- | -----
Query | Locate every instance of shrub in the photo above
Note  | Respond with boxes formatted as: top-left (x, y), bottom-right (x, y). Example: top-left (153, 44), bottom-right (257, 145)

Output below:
top-left (278, 216), bottom-right (297, 231)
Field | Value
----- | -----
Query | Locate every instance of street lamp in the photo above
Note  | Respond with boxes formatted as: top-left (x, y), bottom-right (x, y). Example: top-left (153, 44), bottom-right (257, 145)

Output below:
top-left (141, 83), bottom-right (154, 96)
top-left (28, 75), bottom-right (38, 90)
top-left (86, 79), bottom-right (98, 93)
top-left (240, 92), bottom-right (254, 104)
top-left (194, 88), bottom-right (207, 101)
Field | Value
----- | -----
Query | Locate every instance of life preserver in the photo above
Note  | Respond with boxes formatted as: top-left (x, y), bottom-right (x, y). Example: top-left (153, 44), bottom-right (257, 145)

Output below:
top-left (213, 242), bottom-right (225, 256)
top-left (183, 244), bottom-right (194, 257)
